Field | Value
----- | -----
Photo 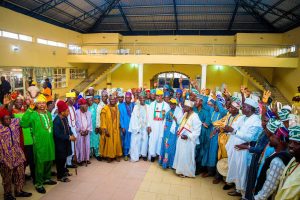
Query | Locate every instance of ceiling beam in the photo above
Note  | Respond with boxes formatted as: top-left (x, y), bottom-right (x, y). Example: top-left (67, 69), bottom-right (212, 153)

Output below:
top-left (118, 3), bottom-right (132, 32)
top-left (260, 0), bottom-right (285, 17)
top-left (228, 0), bottom-right (240, 30)
top-left (239, 0), bottom-right (277, 31)
top-left (27, 0), bottom-right (67, 15)
top-left (271, 4), bottom-right (300, 25)
top-left (0, 0), bottom-right (85, 32)
top-left (173, 0), bottom-right (179, 31)
top-left (88, 0), bottom-right (121, 32)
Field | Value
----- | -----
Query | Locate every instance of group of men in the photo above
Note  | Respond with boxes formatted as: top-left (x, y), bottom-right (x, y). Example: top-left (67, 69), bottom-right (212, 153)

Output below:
top-left (0, 80), bottom-right (299, 200)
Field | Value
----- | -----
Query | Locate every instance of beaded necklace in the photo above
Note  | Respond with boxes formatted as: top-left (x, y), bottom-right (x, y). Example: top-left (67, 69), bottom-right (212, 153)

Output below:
top-left (38, 111), bottom-right (51, 133)
top-left (69, 106), bottom-right (76, 127)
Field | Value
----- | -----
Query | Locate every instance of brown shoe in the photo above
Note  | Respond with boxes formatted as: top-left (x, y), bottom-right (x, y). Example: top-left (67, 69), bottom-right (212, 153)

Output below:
top-left (116, 157), bottom-right (121, 162)
top-left (201, 173), bottom-right (209, 178)
top-left (227, 191), bottom-right (242, 196)
top-left (107, 158), bottom-right (112, 163)
top-left (212, 179), bottom-right (221, 184)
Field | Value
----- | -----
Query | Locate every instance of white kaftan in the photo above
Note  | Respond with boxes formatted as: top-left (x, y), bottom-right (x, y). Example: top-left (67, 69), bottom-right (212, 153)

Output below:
top-left (128, 103), bottom-right (149, 162)
top-left (173, 112), bottom-right (201, 177)
top-left (147, 101), bottom-right (170, 158)
top-left (226, 114), bottom-right (262, 193)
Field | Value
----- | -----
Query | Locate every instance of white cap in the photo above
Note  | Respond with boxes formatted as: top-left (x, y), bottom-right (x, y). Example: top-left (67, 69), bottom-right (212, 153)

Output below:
top-left (282, 105), bottom-right (292, 112)
top-left (184, 100), bottom-right (194, 107)
top-left (244, 98), bottom-right (259, 109)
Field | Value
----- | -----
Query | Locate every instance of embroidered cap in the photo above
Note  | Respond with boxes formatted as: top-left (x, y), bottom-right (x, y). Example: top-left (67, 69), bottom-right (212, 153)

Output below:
top-left (184, 100), bottom-right (194, 107)
top-left (170, 98), bottom-right (177, 104)
top-left (289, 125), bottom-right (300, 142)
top-left (244, 98), bottom-right (259, 109)
top-left (266, 118), bottom-right (282, 133)
top-left (278, 109), bottom-right (290, 122)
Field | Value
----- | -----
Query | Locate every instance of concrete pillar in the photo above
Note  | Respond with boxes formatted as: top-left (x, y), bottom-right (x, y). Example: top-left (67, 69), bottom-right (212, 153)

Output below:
top-left (201, 64), bottom-right (207, 89)
top-left (138, 64), bottom-right (144, 88)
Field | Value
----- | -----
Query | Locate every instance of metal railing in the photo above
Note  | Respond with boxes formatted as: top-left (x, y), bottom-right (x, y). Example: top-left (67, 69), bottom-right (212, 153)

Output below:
top-left (68, 43), bottom-right (298, 58)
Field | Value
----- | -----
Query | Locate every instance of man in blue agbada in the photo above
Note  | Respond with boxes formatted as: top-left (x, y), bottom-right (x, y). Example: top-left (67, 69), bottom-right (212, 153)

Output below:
top-left (193, 93), bottom-right (212, 175)
top-left (159, 98), bottom-right (183, 169)
top-left (119, 92), bottom-right (135, 161)
top-left (86, 96), bottom-right (101, 161)
top-left (204, 96), bottom-right (228, 177)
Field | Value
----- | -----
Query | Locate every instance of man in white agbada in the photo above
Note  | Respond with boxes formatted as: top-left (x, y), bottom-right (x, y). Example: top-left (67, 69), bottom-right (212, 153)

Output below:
top-left (129, 94), bottom-right (149, 162)
top-left (65, 92), bottom-right (78, 168)
top-left (225, 98), bottom-right (263, 197)
top-left (173, 100), bottom-right (201, 177)
top-left (147, 89), bottom-right (170, 162)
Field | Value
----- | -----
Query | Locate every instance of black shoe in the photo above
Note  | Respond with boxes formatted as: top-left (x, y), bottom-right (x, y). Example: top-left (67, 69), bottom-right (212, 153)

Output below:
top-left (223, 184), bottom-right (234, 190)
top-left (4, 193), bottom-right (16, 200)
top-left (142, 157), bottom-right (147, 161)
top-left (150, 157), bottom-right (155, 162)
top-left (25, 174), bottom-right (32, 181)
top-left (51, 171), bottom-right (57, 176)
top-left (96, 156), bottom-right (102, 161)
top-left (15, 191), bottom-right (32, 197)
top-left (44, 179), bottom-right (57, 185)
top-left (35, 186), bottom-right (46, 194)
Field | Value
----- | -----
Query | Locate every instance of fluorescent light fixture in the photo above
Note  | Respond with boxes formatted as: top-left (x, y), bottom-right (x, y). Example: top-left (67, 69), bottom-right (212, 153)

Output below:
top-left (11, 45), bottom-right (20, 52)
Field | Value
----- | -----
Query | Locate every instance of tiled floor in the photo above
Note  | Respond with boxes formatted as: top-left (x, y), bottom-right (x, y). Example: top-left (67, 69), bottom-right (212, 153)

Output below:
top-left (1, 159), bottom-right (239, 200)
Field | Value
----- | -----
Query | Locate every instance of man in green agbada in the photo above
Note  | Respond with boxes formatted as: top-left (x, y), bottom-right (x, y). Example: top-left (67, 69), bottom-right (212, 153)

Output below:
top-left (20, 94), bottom-right (56, 194)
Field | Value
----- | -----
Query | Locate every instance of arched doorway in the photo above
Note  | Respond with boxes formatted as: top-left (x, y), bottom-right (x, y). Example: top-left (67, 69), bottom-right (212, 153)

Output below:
top-left (150, 71), bottom-right (191, 89)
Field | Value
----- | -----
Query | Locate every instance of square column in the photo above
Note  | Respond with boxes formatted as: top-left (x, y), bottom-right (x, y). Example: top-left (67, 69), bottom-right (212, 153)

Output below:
top-left (138, 64), bottom-right (144, 89)
top-left (201, 64), bottom-right (207, 89)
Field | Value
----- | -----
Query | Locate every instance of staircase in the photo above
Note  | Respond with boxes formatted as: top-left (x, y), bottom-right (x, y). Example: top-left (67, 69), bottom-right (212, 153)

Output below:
top-left (233, 66), bottom-right (290, 105)
top-left (74, 63), bottom-right (122, 93)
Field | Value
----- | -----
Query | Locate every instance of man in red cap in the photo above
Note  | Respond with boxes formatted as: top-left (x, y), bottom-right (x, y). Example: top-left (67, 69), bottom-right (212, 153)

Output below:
top-left (0, 106), bottom-right (32, 200)
top-left (53, 101), bottom-right (76, 182)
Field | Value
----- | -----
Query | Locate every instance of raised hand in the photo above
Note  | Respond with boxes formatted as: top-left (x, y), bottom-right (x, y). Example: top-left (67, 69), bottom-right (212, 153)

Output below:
top-left (3, 94), bottom-right (11, 105)
top-left (262, 90), bottom-right (271, 103)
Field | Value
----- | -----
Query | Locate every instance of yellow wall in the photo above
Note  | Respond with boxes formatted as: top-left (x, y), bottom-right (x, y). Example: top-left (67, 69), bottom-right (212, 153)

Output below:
top-left (272, 27), bottom-right (300, 101)
top-left (93, 64), bottom-right (255, 93)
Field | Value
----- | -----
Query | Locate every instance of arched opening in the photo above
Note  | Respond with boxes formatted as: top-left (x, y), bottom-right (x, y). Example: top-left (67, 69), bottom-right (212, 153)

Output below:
top-left (150, 71), bottom-right (192, 89)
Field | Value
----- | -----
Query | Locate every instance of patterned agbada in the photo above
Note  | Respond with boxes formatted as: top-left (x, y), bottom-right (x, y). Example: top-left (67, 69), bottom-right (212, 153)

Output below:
top-left (213, 113), bottom-right (241, 160)
top-left (100, 105), bottom-right (123, 158)
top-left (88, 102), bottom-right (99, 157)
top-left (0, 118), bottom-right (26, 169)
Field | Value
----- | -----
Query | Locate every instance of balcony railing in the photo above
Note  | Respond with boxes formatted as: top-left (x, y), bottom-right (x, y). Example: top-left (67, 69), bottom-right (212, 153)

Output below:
top-left (68, 43), bottom-right (298, 58)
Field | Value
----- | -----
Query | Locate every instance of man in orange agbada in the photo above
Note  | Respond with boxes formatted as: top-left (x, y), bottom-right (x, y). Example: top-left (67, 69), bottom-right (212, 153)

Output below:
top-left (100, 95), bottom-right (123, 162)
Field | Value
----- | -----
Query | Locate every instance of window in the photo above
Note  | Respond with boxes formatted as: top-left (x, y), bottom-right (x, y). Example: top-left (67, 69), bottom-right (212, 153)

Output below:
top-left (37, 38), bottom-right (47, 45)
top-left (53, 68), bottom-right (66, 88)
top-left (37, 38), bottom-right (66, 48)
top-left (70, 68), bottom-right (87, 79)
top-left (19, 34), bottom-right (32, 42)
top-left (2, 31), bottom-right (18, 39)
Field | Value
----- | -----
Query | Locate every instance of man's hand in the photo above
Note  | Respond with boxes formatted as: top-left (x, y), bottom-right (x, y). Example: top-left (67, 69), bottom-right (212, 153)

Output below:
top-left (147, 127), bottom-right (151, 134)
top-left (95, 128), bottom-right (100, 134)
top-left (224, 125), bottom-right (234, 133)
top-left (181, 135), bottom-right (188, 140)
top-left (210, 129), bottom-right (218, 138)
top-left (262, 90), bottom-right (271, 104)
top-left (202, 123), bottom-right (208, 128)
top-left (3, 94), bottom-right (11, 105)
top-left (121, 128), bottom-right (126, 134)
top-left (235, 144), bottom-right (249, 150)
top-left (70, 135), bottom-right (76, 141)
top-left (105, 129), bottom-right (110, 137)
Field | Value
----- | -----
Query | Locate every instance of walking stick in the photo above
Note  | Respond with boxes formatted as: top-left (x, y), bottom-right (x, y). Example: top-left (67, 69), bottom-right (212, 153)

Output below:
top-left (73, 141), bottom-right (78, 175)
top-left (83, 132), bottom-right (87, 167)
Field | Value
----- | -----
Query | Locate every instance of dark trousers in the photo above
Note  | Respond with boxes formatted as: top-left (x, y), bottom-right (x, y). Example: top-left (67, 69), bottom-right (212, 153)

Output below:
top-left (24, 145), bottom-right (35, 183)
top-left (56, 158), bottom-right (67, 179)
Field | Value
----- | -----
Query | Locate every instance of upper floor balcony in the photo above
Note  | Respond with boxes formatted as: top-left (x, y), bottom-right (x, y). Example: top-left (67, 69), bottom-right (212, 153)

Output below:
top-left (67, 43), bottom-right (299, 68)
